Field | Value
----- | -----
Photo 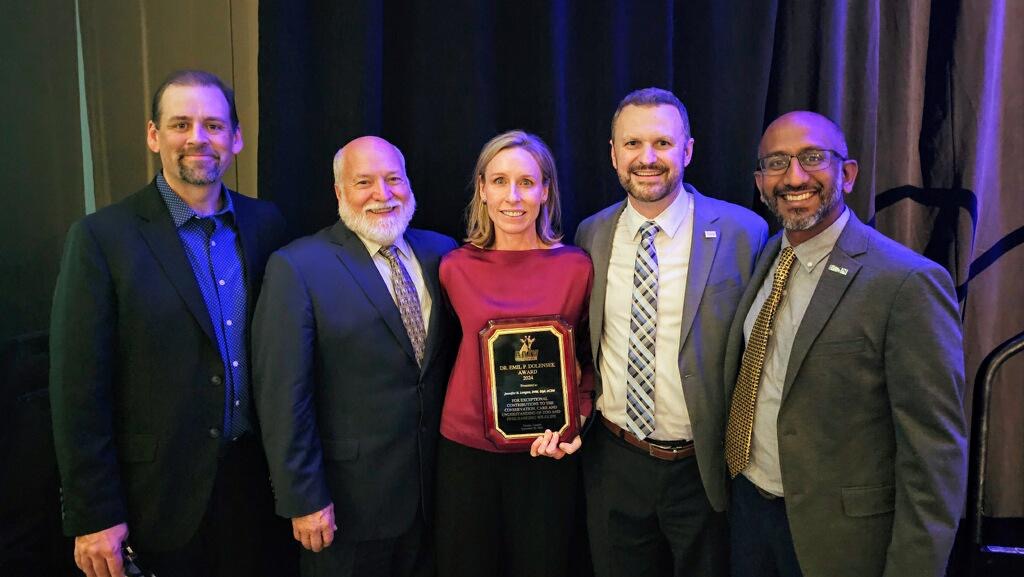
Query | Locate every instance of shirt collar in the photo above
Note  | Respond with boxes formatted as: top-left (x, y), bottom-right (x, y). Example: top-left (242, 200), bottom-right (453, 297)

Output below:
top-left (622, 185), bottom-right (693, 240)
top-left (355, 229), bottom-right (413, 260)
top-left (782, 207), bottom-right (850, 271)
top-left (156, 171), bottom-right (234, 228)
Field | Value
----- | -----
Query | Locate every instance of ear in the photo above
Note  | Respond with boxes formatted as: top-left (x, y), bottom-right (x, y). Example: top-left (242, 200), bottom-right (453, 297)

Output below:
top-left (682, 137), bottom-right (695, 167)
top-left (840, 159), bottom-right (859, 193)
top-left (334, 183), bottom-right (344, 203)
top-left (754, 170), bottom-right (768, 205)
top-left (541, 180), bottom-right (549, 204)
top-left (609, 139), bottom-right (618, 171)
top-left (146, 121), bottom-right (160, 153)
top-left (231, 125), bottom-right (244, 155)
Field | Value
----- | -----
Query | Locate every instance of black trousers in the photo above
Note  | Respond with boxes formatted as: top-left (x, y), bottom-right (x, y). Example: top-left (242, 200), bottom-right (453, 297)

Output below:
top-left (299, 512), bottom-right (431, 577)
top-left (137, 435), bottom-right (297, 577)
top-left (582, 420), bottom-right (727, 577)
top-left (728, 475), bottom-right (802, 577)
top-left (434, 437), bottom-right (579, 577)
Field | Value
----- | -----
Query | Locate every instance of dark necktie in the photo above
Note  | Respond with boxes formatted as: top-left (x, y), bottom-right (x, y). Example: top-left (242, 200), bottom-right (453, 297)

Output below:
top-left (379, 245), bottom-right (426, 366)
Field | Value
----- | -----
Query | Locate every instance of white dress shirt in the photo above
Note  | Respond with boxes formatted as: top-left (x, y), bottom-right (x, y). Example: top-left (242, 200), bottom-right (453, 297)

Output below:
top-left (742, 208), bottom-right (850, 495)
top-left (598, 189), bottom-right (695, 441)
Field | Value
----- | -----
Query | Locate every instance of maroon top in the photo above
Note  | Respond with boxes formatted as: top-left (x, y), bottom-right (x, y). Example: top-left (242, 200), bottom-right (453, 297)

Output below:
top-left (439, 244), bottom-right (595, 452)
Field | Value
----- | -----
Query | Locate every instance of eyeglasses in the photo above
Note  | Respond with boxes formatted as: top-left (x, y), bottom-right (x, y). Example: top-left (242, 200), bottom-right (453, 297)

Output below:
top-left (757, 149), bottom-right (846, 175)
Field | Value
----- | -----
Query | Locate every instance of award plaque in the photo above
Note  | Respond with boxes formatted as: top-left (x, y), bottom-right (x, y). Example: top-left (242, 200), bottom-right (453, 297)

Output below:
top-left (479, 315), bottom-right (580, 452)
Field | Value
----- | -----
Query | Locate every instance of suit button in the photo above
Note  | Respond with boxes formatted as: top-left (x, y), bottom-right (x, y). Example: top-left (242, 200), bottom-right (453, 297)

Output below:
top-left (209, 427), bottom-right (222, 439)
top-left (211, 375), bottom-right (223, 386)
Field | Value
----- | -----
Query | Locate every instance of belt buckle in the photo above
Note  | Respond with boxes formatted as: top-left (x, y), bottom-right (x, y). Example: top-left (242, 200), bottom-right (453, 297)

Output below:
top-left (647, 440), bottom-right (679, 458)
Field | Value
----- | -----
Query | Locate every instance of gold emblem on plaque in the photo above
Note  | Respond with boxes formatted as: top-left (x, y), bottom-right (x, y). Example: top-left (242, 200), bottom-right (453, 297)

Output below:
top-left (514, 335), bottom-right (540, 362)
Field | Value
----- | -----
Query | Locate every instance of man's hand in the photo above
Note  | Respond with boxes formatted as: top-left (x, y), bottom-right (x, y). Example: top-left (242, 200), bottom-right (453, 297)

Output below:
top-left (292, 502), bottom-right (337, 552)
top-left (74, 522), bottom-right (128, 577)
top-left (530, 429), bottom-right (583, 459)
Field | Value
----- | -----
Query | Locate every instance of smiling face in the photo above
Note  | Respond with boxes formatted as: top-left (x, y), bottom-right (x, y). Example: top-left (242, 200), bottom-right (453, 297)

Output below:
top-left (479, 146), bottom-right (549, 250)
top-left (146, 84), bottom-right (242, 191)
top-left (335, 137), bottom-right (416, 246)
top-left (610, 104), bottom-right (694, 218)
top-left (755, 112), bottom-right (858, 245)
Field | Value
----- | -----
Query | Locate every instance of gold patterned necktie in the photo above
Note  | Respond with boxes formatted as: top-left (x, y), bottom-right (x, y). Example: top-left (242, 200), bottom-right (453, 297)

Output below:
top-left (725, 246), bottom-right (797, 478)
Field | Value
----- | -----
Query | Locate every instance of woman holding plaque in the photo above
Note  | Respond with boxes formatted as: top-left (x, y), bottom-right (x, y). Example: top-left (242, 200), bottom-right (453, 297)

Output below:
top-left (435, 130), bottom-right (594, 576)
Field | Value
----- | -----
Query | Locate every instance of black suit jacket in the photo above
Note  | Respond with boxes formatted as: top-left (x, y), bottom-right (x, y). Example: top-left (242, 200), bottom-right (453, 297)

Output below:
top-left (49, 180), bottom-right (289, 551)
top-left (252, 222), bottom-right (457, 542)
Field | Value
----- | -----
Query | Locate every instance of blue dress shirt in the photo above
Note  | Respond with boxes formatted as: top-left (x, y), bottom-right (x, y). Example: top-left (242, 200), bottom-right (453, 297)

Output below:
top-left (157, 172), bottom-right (251, 438)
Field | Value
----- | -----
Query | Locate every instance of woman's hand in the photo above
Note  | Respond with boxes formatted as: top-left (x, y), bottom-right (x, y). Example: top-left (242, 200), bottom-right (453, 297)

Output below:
top-left (530, 429), bottom-right (582, 459)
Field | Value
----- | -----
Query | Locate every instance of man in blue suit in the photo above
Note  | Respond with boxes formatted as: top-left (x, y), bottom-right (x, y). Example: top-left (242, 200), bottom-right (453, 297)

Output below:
top-left (253, 136), bottom-right (457, 577)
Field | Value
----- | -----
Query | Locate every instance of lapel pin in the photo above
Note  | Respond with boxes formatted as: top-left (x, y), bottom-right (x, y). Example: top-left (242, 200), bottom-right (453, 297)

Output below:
top-left (827, 264), bottom-right (849, 275)
top-left (704, 230), bottom-right (717, 238)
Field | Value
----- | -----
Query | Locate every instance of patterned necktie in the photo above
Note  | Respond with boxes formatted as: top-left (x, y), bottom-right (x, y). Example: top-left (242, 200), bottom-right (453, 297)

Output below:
top-left (725, 246), bottom-right (797, 477)
top-left (379, 245), bottom-right (426, 366)
top-left (625, 221), bottom-right (661, 439)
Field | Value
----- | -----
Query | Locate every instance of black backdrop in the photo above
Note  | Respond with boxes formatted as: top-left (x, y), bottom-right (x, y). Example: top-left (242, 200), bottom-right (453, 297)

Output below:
top-left (258, 0), bottom-right (780, 241)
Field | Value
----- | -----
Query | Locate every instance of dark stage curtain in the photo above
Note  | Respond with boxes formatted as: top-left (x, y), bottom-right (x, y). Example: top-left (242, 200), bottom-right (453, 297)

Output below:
top-left (258, 0), bottom-right (1023, 519)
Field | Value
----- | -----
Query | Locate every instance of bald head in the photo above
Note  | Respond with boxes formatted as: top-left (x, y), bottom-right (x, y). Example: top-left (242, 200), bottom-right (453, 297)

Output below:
top-left (333, 136), bottom-right (408, 187)
top-left (754, 111), bottom-right (859, 245)
top-left (759, 111), bottom-right (849, 159)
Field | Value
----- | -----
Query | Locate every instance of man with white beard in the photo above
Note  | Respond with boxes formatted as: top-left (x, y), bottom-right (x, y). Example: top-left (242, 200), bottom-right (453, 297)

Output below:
top-left (253, 136), bottom-right (458, 577)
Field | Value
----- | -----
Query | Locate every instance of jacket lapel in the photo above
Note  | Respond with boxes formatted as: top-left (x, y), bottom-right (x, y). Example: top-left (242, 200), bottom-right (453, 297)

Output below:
top-left (780, 216), bottom-right (869, 403)
top-left (407, 231), bottom-right (445, 373)
top-left (679, 190), bottom-right (720, 350)
top-left (587, 202), bottom-right (625, 360)
top-left (724, 234), bottom-right (781, 389)
top-left (329, 222), bottom-right (418, 366)
top-left (133, 183), bottom-right (217, 343)
top-left (228, 190), bottom-right (261, 319)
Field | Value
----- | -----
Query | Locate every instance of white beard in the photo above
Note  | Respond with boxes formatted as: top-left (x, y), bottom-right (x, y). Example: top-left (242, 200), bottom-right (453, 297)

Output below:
top-left (338, 195), bottom-right (417, 246)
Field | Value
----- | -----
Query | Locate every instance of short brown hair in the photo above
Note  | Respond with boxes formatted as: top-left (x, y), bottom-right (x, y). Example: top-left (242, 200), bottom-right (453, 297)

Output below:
top-left (610, 87), bottom-right (690, 141)
top-left (151, 69), bottom-right (238, 129)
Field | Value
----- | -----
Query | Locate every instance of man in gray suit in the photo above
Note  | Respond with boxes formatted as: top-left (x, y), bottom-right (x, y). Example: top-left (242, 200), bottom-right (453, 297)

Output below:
top-left (575, 88), bottom-right (767, 577)
top-left (723, 111), bottom-right (967, 577)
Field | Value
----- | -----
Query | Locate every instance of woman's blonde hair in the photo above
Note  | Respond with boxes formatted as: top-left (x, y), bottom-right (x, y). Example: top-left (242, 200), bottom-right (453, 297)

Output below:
top-left (465, 130), bottom-right (564, 248)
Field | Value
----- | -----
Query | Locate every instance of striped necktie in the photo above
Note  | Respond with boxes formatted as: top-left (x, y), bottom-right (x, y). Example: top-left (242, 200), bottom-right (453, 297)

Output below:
top-left (379, 245), bottom-right (426, 367)
top-left (725, 246), bottom-right (797, 477)
top-left (625, 221), bottom-right (661, 439)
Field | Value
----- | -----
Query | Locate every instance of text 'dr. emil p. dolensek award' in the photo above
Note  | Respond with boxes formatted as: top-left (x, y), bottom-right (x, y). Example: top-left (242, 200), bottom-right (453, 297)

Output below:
top-left (479, 316), bottom-right (580, 452)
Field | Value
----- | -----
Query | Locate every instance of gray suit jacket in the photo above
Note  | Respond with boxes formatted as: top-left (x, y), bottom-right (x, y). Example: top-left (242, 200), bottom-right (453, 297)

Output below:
top-left (575, 184), bottom-right (767, 511)
top-left (724, 213), bottom-right (967, 577)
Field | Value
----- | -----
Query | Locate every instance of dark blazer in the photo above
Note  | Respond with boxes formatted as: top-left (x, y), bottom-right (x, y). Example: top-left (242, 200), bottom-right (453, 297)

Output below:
top-left (575, 185), bottom-right (767, 511)
top-left (723, 214), bottom-right (968, 577)
top-left (49, 180), bottom-right (289, 551)
top-left (252, 222), bottom-right (457, 542)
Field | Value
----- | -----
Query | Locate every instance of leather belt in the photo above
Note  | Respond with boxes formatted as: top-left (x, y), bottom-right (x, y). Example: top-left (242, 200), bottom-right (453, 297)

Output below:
top-left (601, 415), bottom-right (695, 461)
